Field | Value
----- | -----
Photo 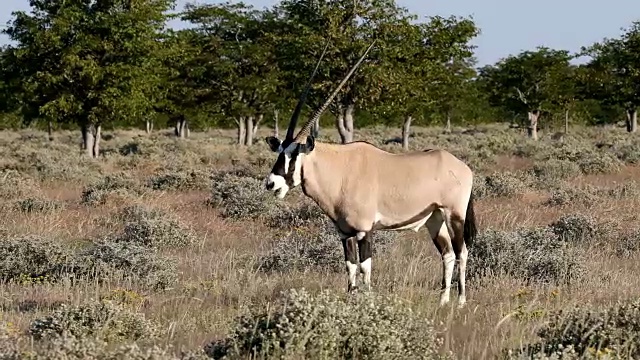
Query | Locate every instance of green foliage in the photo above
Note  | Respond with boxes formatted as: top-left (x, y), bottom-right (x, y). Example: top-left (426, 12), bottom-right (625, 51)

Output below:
top-left (29, 300), bottom-right (160, 342)
top-left (478, 47), bottom-right (575, 122)
top-left (509, 299), bottom-right (640, 359)
top-left (3, 0), bottom-right (175, 130)
top-left (207, 288), bottom-right (448, 360)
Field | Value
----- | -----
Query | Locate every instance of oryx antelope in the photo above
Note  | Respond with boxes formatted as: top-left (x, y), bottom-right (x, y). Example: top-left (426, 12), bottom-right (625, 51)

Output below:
top-left (263, 41), bottom-right (477, 308)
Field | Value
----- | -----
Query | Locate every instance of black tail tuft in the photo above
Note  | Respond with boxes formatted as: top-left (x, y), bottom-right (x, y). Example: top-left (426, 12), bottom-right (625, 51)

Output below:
top-left (463, 191), bottom-right (477, 247)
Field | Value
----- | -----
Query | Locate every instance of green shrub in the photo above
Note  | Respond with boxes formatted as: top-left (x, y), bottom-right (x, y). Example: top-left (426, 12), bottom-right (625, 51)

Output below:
top-left (146, 169), bottom-right (210, 191)
top-left (81, 173), bottom-right (141, 206)
top-left (208, 172), bottom-right (276, 220)
top-left (0, 235), bottom-right (75, 283)
top-left (468, 227), bottom-right (586, 285)
top-left (15, 197), bottom-right (65, 213)
top-left (548, 214), bottom-right (599, 244)
top-left (258, 221), bottom-right (396, 274)
top-left (28, 300), bottom-right (160, 342)
top-left (116, 205), bottom-right (196, 248)
top-left (508, 299), bottom-right (640, 359)
top-left (76, 240), bottom-right (178, 291)
top-left (207, 288), bottom-right (448, 360)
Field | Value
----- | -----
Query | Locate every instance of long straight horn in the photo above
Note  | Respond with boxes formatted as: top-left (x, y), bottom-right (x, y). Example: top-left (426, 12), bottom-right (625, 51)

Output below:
top-left (285, 41), bottom-right (330, 140)
top-left (295, 39), bottom-right (377, 141)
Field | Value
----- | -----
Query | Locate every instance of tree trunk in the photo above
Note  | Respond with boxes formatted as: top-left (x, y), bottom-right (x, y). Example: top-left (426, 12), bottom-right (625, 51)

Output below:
top-left (81, 123), bottom-right (100, 158)
top-left (273, 110), bottom-right (279, 138)
top-left (253, 114), bottom-right (263, 136)
top-left (82, 124), bottom-right (94, 156)
top-left (312, 118), bottom-right (320, 138)
top-left (92, 124), bottom-right (101, 158)
top-left (402, 116), bottom-right (412, 151)
top-left (47, 121), bottom-right (53, 141)
top-left (145, 119), bottom-right (153, 134)
top-left (564, 109), bottom-right (569, 134)
top-left (626, 109), bottom-right (637, 133)
top-left (245, 116), bottom-right (254, 146)
top-left (527, 110), bottom-right (540, 141)
top-left (336, 104), bottom-right (355, 144)
top-left (237, 116), bottom-right (246, 145)
top-left (445, 113), bottom-right (452, 133)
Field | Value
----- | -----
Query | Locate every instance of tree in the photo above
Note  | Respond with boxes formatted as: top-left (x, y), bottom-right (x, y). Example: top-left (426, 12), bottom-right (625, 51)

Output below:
top-left (580, 21), bottom-right (640, 132)
top-left (180, 1), bottom-right (283, 146)
top-left (374, 15), bottom-right (478, 150)
top-left (477, 47), bottom-right (574, 140)
top-left (272, 0), bottom-right (420, 144)
top-left (3, 0), bottom-right (174, 157)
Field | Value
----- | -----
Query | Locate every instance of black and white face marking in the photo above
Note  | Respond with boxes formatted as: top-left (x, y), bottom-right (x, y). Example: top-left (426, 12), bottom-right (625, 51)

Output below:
top-left (264, 135), bottom-right (315, 199)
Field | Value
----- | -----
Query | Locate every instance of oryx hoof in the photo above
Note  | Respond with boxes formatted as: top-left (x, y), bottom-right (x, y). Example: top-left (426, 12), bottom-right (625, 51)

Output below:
top-left (347, 284), bottom-right (359, 294)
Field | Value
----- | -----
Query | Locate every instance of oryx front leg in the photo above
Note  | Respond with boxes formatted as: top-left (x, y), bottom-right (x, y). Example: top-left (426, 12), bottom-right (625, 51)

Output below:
top-left (427, 209), bottom-right (455, 307)
top-left (342, 236), bottom-right (359, 293)
top-left (357, 231), bottom-right (372, 292)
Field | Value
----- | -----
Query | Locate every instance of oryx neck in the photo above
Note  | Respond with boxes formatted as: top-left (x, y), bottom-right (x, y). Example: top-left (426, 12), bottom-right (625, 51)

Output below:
top-left (300, 142), bottom-right (345, 221)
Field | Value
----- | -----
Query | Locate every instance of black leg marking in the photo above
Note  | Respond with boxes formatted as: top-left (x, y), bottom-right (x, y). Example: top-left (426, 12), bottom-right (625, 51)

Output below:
top-left (342, 237), bottom-right (358, 292)
top-left (358, 233), bottom-right (372, 266)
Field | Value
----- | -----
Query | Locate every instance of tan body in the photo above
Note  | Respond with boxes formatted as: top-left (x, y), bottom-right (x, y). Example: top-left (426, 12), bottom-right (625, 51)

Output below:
top-left (302, 141), bottom-right (473, 234)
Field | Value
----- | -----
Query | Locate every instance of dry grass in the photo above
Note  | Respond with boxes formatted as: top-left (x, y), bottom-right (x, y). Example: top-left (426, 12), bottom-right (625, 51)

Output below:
top-left (0, 123), bottom-right (639, 359)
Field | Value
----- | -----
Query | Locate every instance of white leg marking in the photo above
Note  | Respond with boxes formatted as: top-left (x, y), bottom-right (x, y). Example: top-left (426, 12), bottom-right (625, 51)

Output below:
top-left (440, 251), bottom-right (455, 306)
top-left (360, 258), bottom-right (371, 291)
top-left (457, 244), bottom-right (468, 308)
top-left (346, 261), bottom-right (358, 291)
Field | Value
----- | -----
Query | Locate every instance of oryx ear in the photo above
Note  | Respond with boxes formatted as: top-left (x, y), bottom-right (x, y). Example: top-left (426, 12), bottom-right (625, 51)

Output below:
top-left (265, 136), bottom-right (281, 152)
top-left (300, 135), bottom-right (315, 154)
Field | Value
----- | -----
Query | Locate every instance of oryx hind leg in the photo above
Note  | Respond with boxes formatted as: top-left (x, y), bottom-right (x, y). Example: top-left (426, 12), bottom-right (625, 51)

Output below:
top-left (357, 232), bottom-right (372, 291)
top-left (449, 213), bottom-right (467, 308)
top-left (342, 236), bottom-right (359, 293)
top-left (426, 209), bottom-right (455, 307)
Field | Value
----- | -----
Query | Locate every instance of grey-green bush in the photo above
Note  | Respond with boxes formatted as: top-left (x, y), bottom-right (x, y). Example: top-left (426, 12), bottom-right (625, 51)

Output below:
top-left (468, 227), bottom-right (586, 285)
top-left (81, 173), bottom-right (141, 206)
top-left (0, 235), bottom-right (75, 283)
top-left (76, 240), bottom-right (178, 291)
top-left (29, 300), bottom-right (160, 342)
top-left (15, 197), bottom-right (65, 213)
top-left (508, 299), bottom-right (640, 359)
top-left (208, 172), bottom-right (276, 220)
top-left (117, 205), bottom-right (196, 248)
top-left (207, 288), bottom-right (448, 360)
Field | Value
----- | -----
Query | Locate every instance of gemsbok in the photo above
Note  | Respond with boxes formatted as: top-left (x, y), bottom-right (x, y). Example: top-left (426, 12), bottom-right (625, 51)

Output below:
top-left (263, 41), bottom-right (478, 308)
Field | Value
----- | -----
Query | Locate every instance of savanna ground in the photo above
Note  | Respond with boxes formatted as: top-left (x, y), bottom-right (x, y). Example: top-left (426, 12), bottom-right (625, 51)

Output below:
top-left (2, 123), bottom-right (640, 359)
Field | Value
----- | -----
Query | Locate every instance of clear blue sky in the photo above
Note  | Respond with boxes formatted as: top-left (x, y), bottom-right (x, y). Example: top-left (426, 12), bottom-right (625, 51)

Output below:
top-left (1, 0), bottom-right (639, 66)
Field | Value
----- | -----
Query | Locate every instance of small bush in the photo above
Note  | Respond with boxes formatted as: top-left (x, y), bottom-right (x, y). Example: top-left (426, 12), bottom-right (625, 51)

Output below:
top-left (15, 197), bottom-right (65, 213)
top-left (576, 152), bottom-right (622, 175)
top-left (146, 169), bottom-right (210, 191)
top-left (81, 173), bottom-right (141, 206)
top-left (28, 300), bottom-right (160, 342)
top-left (208, 172), bottom-right (276, 220)
top-left (116, 205), bottom-right (196, 248)
top-left (207, 288), bottom-right (448, 360)
top-left (265, 203), bottom-right (326, 229)
top-left (76, 240), bottom-right (178, 291)
top-left (509, 299), bottom-right (640, 359)
top-left (614, 230), bottom-right (640, 258)
top-left (545, 187), bottom-right (597, 207)
top-left (259, 220), bottom-right (396, 274)
top-left (548, 214), bottom-right (599, 244)
top-left (478, 172), bottom-right (528, 198)
top-left (531, 159), bottom-right (582, 182)
top-left (468, 227), bottom-right (586, 285)
top-left (0, 170), bottom-right (40, 200)
top-left (0, 235), bottom-right (75, 283)
top-left (602, 181), bottom-right (640, 199)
